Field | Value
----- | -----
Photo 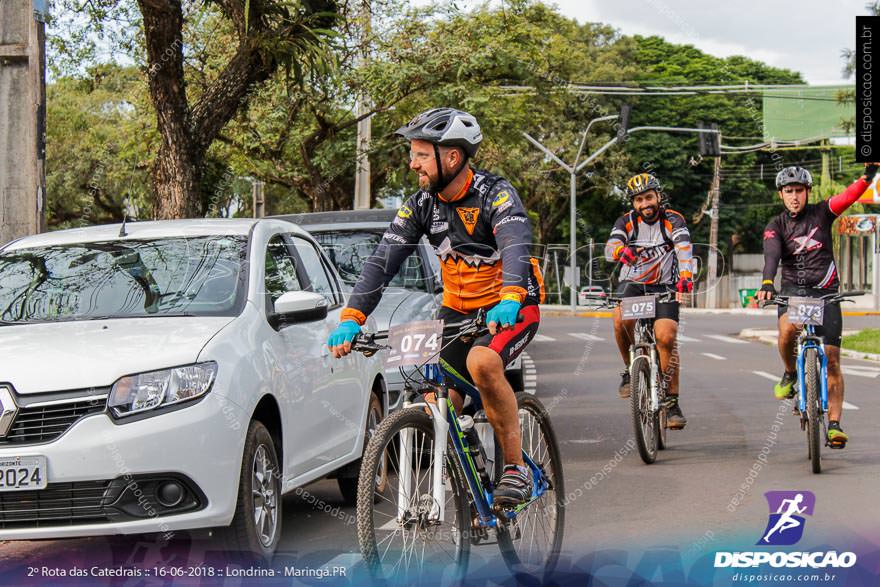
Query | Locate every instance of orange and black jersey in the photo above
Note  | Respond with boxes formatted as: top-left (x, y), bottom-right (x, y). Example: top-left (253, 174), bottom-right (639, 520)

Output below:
top-left (341, 168), bottom-right (544, 324)
top-left (604, 207), bottom-right (694, 285)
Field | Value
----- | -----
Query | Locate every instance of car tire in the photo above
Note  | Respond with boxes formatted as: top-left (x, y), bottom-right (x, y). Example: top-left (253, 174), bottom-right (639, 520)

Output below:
top-left (338, 392), bottom-right (385, 505)
top-left (220, 420), bottom-right (282, 561)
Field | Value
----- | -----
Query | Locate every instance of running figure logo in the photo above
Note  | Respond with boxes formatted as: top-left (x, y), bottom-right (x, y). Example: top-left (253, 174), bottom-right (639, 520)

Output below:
top-left (759, 491), bottom-right (816, 546)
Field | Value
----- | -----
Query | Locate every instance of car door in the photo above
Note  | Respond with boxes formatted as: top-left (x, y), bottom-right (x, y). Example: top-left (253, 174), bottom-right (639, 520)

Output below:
top-left (262, 234), bottom-right (335, 478)
top-left (287, 234), bottom-right (364, 463)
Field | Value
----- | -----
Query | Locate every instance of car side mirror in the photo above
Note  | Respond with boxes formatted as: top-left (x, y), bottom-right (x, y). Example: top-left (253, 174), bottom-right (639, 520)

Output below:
top-left (269, 291), bottom-right (328, 328)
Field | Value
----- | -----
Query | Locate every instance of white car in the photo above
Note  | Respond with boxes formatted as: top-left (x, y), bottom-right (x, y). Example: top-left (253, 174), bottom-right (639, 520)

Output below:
top-left (578, 285), bottom-right (608, 306)
top-left (0, 219), bottom-right (386, 558)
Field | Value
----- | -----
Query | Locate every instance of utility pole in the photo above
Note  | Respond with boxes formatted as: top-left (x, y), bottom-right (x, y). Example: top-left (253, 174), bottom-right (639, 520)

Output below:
top-left (252, 180), bottom-right (265, 218)
top-left (819, 138), bottom-right (831, 202)
top-left (353, 0), bottom-right (372, 210)
top-left (706, 150), bottom-right (722, 309)
top-left (0, 0), bottom-right (47, 244)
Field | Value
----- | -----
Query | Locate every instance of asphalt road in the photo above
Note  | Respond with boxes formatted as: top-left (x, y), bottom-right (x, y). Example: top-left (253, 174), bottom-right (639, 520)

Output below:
top-left (2, 312), bottom-right (880, 583)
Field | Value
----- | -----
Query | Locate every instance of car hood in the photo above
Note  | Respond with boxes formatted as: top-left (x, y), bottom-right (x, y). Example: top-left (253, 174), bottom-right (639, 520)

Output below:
top-left (0, 316), bottom-right (235, 394)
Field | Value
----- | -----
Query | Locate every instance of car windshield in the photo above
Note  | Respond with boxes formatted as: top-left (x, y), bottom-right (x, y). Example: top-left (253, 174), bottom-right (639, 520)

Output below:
top-left (0, 235), bottom-right (248, 323)
top-left (311, 230), bottom-right (427, 290)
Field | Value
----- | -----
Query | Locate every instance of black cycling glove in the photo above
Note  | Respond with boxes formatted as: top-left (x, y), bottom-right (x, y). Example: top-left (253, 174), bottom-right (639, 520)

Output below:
top-left (760, 281), bottom-right (776, 297)
top-left (864, 163), bottom-right (879, 183)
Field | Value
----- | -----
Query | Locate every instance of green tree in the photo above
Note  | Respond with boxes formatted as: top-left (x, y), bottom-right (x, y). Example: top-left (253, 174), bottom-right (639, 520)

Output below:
top-left (50, 0), bottom-right (340, 218)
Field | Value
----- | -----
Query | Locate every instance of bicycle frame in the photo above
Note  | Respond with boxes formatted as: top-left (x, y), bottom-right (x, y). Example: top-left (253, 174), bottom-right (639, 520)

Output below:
top-left (630, 318), bottom-right (663, 412)
top-left (396, 361), bottom-right (548, 528)
top-left (796, 324), bottom-right (829, 414)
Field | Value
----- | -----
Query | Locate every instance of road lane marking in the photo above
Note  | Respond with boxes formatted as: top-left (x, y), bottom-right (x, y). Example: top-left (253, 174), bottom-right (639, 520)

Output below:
top-left (569, 333), bottom-right (605, 341)
top-left (532, 334), bottom-right (556, 342)
top-left (753, 371), bottom-right (860, 410)
top-left (841, 365), bottom-right (880, 378)
top-left (753, 371), bottom-right (778, 382)
top-left (706, 334), bottom-right (749, 344)
top-left (678, 335), bottom-right (700, 342)
top-left (701, 353), bottom-right (726, 360)
top-left (522, 352), bottom-right (536, 395)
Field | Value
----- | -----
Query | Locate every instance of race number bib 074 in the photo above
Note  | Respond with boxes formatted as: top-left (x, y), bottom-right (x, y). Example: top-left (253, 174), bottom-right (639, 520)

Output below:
top-left (384, 320), bottom-right (444, 367)
top-left (621, 295), bottom-right (657, 320)
top-left (788, 297), bottom-right (824, 326)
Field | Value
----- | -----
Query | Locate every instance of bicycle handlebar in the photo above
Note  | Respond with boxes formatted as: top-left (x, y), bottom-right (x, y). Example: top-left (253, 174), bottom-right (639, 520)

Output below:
top-left (760, 290), bottom-right (864, 308)
top-left (350, 308), bottom-right (524, 356)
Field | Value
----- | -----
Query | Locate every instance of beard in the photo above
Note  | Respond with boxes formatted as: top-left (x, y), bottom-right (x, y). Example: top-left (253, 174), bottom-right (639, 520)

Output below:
top-left (638, 205), bottom-right (659, 221)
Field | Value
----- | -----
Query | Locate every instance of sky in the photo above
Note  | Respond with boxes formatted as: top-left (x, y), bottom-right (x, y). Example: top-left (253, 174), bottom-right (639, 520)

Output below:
top-left (415, 0), bottom-right (875, 85)
top-left (559, 0), bottom-right (870, 85)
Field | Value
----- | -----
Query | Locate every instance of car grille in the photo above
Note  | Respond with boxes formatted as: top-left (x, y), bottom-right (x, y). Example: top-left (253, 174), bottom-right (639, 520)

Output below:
top-left (0, 399), bottom-right (106, 446)
top-left (0, 481), bottom-right (111, 528)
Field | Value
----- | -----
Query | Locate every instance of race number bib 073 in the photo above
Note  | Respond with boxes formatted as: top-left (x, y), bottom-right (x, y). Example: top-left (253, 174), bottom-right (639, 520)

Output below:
top-left (621, 295), bottom-right (657, 320)
top-left (384, 320), bottom-right (444, 367)
top-left (788, 297), bottom-right (824, 326)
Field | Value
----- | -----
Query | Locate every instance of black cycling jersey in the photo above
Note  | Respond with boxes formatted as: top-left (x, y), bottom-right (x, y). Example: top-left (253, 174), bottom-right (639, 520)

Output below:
top-left (762, 178), bottom-right (870, 290)
top-left (341, 168), bottom-right (545, 325)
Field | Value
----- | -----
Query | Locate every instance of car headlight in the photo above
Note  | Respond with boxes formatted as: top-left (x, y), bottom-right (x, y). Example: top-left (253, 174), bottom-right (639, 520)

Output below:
top-left (108, 362), bottom-right (218, 419)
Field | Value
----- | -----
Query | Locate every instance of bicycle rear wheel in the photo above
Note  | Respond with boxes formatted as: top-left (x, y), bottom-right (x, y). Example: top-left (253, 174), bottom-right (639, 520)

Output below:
top-left (497, 392), bottom-right (565, 578)
top-left (631, 355), bottom-right (657, 464)
top-left (804, 349), bottom-right (822, 474)
top-left (356, 407), bottom-right (471, 582)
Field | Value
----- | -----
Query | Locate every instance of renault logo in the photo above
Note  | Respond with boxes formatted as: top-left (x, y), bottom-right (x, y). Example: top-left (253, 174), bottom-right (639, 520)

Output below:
top-left (0, 386), bottom-right (18, 438)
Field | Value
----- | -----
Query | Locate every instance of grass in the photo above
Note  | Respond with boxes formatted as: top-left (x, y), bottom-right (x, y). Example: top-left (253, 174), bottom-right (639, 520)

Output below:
top-left (842, 328), bottom-right (880, 355)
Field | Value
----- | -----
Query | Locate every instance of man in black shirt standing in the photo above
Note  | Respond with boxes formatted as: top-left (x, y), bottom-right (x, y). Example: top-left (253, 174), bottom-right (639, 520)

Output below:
top-left (756, 163), bottom-right (878, 448)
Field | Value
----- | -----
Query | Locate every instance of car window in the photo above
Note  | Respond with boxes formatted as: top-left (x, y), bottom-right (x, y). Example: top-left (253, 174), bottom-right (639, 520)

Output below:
top-left (290, 236), bottom-right (337, 302)
top-left (0, 236), bottom-right (248, 322)
top-left (265, 235), bottom-right (301, 304)
top-left (312, 230), bottom-right (426, 291)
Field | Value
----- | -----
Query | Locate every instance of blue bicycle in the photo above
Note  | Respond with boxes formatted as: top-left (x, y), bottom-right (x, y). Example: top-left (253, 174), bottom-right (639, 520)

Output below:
top-left (766, 291), bottom-right (861, 474)
top-left (351, 310), bottom-right (564, 581)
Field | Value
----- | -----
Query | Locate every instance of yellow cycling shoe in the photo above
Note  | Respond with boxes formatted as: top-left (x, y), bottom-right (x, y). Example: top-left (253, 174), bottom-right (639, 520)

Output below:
top-left (827, 421), bottom-right (848, 449)
top-left (773, 371), bottom-right (797, 400)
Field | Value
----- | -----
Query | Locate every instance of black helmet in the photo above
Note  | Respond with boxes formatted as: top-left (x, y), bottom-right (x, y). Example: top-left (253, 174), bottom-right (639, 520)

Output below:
top-left (775, 166), bottom-right (813, 189)
top-left (625, 172), bottom-right (662, 199)
top-left (395, 108), bottom-right (482, 158)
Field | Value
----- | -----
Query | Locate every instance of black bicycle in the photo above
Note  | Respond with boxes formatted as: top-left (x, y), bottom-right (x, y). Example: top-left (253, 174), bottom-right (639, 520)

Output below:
top-left (350, 310), bottom-right (565, 581)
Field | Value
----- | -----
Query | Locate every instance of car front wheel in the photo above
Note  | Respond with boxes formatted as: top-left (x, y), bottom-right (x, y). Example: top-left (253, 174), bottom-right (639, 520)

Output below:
top-left (221, 420), bottom-right (282, 560)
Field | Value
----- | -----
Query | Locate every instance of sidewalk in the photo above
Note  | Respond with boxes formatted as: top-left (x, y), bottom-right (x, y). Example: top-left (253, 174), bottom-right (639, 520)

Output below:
top-left (539, 304), bottom-right (880, 318)
top-left (738, 328), bottom-right (880, 362)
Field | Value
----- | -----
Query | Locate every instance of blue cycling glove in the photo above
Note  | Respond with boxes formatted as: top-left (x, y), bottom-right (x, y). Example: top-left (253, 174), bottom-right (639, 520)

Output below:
top-left (486, 299), bottom-right (521, 330)
top-left (327, 320), bottom-right (361, 348)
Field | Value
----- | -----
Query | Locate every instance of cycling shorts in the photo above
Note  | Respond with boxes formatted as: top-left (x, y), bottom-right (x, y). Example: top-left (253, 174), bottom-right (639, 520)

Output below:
top-left (616, 281), bottom-right (680, 322)
top-left (438, 302), bottom-right (540, 390)
top-left (777, 286), bottom-right (843, 347)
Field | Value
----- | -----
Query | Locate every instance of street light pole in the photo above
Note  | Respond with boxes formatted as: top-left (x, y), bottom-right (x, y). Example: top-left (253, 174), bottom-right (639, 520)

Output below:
top-left (523, 114), bottom-right (618, 313)
top-left (524, 123), bottom-right (722, 312)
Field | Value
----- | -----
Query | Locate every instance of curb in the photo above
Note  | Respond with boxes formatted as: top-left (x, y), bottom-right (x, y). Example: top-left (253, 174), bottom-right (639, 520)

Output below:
top-left (738, 329), bottom-right (880, 363)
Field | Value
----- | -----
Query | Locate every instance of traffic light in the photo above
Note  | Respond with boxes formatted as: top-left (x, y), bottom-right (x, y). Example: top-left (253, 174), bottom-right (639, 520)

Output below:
top-left (698, 122), bottom-right (720, 157)
top-left (617, 104), bottom-right (632, 143)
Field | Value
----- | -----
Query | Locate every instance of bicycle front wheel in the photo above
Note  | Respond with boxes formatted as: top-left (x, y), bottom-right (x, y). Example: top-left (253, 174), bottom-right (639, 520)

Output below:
top-left (631, 355), bottom-right (657, 464)
top-left (804, 348), bottom-right (822, 474)
top-left (356, 407), bottom-right (471, 582)
top-left (497, 392), bottom-right (565, 577)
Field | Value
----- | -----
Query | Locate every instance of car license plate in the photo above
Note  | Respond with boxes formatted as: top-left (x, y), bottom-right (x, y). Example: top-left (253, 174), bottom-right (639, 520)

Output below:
top-left (621, 295), bottom-right (657, 320)
top-left (0, 456), bottom-right (48, 491)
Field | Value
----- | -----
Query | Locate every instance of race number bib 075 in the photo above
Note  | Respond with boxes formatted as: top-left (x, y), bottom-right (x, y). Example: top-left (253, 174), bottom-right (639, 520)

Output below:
top-left (384, 320), bottom-right (444, 367)
top-left (788, 297), bottom-right (824, 326)
top-left (621, 295), bottom-right (657, 320)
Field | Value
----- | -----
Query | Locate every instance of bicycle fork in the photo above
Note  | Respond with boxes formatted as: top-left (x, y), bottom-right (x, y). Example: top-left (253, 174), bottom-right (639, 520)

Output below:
top-left (398, 396), bottom-right (449, 525)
